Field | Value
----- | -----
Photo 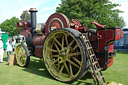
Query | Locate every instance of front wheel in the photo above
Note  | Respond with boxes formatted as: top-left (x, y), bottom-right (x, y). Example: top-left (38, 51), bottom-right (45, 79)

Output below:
top-left (43, 28), bottom-right (88, 83)
top-left (16, 44), bottom-right (30, 67)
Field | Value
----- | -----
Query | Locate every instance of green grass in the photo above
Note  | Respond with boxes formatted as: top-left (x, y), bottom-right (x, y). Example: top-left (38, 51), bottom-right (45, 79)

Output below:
top-left (0, 51), bottom-right (128, 85)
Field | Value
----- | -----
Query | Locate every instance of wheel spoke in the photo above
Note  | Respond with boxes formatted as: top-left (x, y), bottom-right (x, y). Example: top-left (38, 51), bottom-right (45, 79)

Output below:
top-left (17, 51), bottom-right (21, 55)
top-left (49, 59), bottom-right (58, 66)
top-left (71, 44), bottom-right (79, 52)
top-left (21, 59), bottom-right (26, 65)
top-left (20, 55), bottom-right (24, 60)
top-left (72, 57), bottom-right (81, 65)
top-left (22, 58), bottom-right (26, 62)
top-left (20, 47), bottom-right (24, 53)
top-left (18, 48), bottom-right (21, 53)
top-left (65, 34), bottom-right (68, 46)
top-left (52, 55), bottom-right (59, 57)
top-left (58, 63), bottom-right (64, 76)
top-left (64, 62), bottom-right (70, 76)
top-left (17, 52), bottom-right (21, 58)
top-left (67, 59), bottom-right (80, 69)
top-left (68, 40), bottom-right (75, 47)
top-left (58, 59), bottom-right (60, 70)
top-left (22, 53), bottom-right (26, 58)
top-left (16, 48), bottom-right (19, 53)
top-left (62, 35), bottom-right (64, 48)
top-left (47, 48), bottom-right (59, 53)
top-left (20, 56), bottom-right (26, 61)
top-left (22, 50), bottom-right (26, 54)
top-left (54, 42), bottom-right (60, 51)
top-left (53, 36), bottom-right (62, 47)
top-left (69, 52), bottom-right (81, 56)
top-left (20, 56), bottom-right (23, 60)
top-left (69, 63), bottom-right (73, 76)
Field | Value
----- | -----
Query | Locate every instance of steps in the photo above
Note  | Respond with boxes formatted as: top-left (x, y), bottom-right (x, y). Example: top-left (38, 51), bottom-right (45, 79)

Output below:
top-left (81, 33), bottom-right (107, 85)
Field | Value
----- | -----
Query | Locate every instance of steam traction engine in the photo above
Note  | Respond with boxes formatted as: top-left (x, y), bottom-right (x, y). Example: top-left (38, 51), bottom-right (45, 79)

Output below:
top-left (16, 8), bottom-right (123, 84)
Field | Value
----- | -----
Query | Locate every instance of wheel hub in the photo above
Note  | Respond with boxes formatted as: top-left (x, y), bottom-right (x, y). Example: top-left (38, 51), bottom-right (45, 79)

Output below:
top-left (59, 51), bottom-right (66, 56)
top-left (58, 47), bottom-right (71, 63)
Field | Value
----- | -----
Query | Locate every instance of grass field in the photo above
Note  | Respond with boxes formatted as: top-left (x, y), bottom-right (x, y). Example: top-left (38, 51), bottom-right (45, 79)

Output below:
top-left (0, 51), bottom-right (128, 85)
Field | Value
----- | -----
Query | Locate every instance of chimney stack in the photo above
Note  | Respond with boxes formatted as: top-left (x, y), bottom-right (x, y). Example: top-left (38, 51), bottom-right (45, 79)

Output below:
top-left (29, 8), bottom-right (38, 29)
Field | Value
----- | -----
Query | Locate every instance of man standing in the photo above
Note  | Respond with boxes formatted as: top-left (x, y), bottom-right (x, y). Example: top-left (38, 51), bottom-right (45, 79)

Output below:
top-left (6, 39), bottom-right (13, 62)
top-left (0, 37), bottom-right (4, 63)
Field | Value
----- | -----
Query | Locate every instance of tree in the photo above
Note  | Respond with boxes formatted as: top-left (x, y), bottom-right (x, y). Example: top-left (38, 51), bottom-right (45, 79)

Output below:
top-left (56, 0), bottom-right (126, 28)
top-left (0, 17), bottom-right (20, 37)
top-left (20, 10), bottom-right (30, 21)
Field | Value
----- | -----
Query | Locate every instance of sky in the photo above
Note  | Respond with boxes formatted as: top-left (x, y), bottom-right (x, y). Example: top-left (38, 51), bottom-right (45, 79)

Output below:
top-left (0, 0), bottom-right (128, 28)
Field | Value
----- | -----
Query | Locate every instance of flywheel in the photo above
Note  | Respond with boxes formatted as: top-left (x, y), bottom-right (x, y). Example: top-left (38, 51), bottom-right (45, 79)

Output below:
top-left (45, 13), bottom-right (70, 35)
top-left (43, 28), bottom-right (88, 83)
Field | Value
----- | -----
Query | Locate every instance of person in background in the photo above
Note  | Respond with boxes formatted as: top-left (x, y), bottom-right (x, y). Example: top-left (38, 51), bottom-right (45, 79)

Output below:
top-left (0, 37), bottom-right (4, 63)
top-left (6, 39), bottom-right (13, 62)
top-left (12, 38), bottom-right (16, 50)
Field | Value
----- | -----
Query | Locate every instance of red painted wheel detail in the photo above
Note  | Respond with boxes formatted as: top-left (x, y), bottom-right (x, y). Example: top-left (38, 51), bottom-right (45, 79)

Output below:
top-left (45, 13), bottom-right (70, 35)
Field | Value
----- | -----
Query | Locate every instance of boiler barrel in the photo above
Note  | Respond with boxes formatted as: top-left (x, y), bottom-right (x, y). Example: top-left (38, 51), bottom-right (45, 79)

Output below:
top-left (32, 34), bottom-right (46, 46)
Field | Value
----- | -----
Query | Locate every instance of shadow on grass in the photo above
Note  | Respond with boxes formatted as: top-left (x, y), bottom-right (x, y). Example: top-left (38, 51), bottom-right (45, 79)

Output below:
top-left (3, 57), bottom-right (8, 62)
top-left (116, 51), bottom-right (128, 54)
top-left (4, 55), bottom-right (94, 85)
top-left (71, 72), bottom-right (93, 85)
top-left (23, 57), bottom-right (94, 85)
top-left (81, 71), bottom-right (92, 80)
top-left (22, 57), bottom-right (53, 80)
top-left (72, 82), bottom-right (93, 85)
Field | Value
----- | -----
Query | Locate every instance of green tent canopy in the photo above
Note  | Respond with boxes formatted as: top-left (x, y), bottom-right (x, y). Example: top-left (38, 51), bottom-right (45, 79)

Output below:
top-left (0, 33), bottom-right (8, 50)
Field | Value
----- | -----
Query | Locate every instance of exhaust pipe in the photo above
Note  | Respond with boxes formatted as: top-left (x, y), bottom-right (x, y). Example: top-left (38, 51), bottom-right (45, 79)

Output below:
top-left (29, 8), bottom-right (38, 29)
top-left (29, 8), bottom-right (38, 36)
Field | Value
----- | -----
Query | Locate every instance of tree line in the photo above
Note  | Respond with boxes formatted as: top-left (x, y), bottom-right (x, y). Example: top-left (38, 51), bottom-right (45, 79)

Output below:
top-left (0, 0), bottom-right (126, 37)
top-left (0, 10), bottom-right (30, 37)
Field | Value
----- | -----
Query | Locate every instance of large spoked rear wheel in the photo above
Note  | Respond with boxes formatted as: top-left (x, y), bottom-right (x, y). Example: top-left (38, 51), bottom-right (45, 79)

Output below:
top-left (16, 44), bottom-right (30, 67)
top-left (43, 28), bottom-right (87, 83)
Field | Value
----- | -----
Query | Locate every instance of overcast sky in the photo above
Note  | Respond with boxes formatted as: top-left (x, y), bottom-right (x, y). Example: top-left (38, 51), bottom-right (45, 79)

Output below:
top-left (0, 0), bottom-right (127, 28)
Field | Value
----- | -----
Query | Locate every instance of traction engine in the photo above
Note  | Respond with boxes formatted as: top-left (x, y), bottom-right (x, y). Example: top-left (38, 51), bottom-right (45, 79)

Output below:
top-left (16, 8), bottom-right (123, 83)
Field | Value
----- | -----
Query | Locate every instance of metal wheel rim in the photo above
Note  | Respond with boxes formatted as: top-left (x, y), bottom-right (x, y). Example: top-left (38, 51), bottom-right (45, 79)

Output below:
top-left (43, 30), bottom-right (84, 82)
